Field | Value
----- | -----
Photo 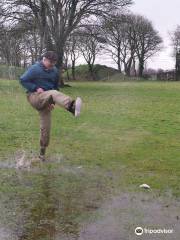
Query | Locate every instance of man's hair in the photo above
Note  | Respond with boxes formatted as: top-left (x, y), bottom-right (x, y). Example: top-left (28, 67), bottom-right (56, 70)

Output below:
top-left (42, 51), bottom-right (58, 62)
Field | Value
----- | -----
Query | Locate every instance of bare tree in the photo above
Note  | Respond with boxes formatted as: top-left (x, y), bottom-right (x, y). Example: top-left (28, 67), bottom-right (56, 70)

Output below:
top-left (0, 0), bottom-right (132, 85)
top-left (64, 40), bottom-right (71, 81)
top-left (170, 25), bottom-right (180, 56)
top-left (63, 32), bottom-right (81, 81)
top-left (0, 20), bottom-right (42, 68)
top-left (69, 33), bottom-right (80, 80)
top-left (101, 13), bottom-right (162, 77)
top-left (16, 25), bottom-right (42, 67)
top-left (77, 25), bottom-right (103, 80)
top-left (0, 24), bottom-right (22, 66)
top-left (101, 15), bottom-right (124, 73)
top-left (101, 13), bottom-right (138, 74)
top-left (133, 15), bottom-right (163, 77)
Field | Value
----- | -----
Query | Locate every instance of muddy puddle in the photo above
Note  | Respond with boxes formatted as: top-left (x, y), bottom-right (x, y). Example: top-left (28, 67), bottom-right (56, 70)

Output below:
top-left (0, 152), bottom-right (180, 240)
top-left (0, 152), bottom-right (109, 240)
top-left (79, 192), bottom-right (180, 240)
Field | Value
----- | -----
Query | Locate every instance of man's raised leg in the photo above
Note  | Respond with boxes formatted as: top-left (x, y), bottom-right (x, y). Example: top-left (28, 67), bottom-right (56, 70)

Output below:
top-left (39, 90), bottom-right (82, 116)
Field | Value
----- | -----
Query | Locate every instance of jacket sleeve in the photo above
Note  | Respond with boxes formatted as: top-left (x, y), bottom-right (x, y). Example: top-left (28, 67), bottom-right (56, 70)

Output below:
top-left (20, 66), bottom-right (37, 92)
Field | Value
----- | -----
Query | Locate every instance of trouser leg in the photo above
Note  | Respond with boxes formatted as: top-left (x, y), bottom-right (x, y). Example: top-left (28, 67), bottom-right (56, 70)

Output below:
top-left (48, 90), bottom-right (72, 109)
top-left (44, 90), bottom-right (76, 114)
top-left (27, 90), bottom-right (73, 111)
top-left (39, 109), bottom-right (51, 159)
top-left (37, 90), bottom-right (72, 109)
top-left (27, 92), bottom-right (55, 111)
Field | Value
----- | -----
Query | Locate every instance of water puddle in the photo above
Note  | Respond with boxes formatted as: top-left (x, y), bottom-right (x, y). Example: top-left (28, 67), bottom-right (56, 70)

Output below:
top-left (79, 192), bottom-right (180, 240)
top-left (0, 152), bottom-right (179, 240)
top-left (0, 152), bottom-right (108, 240)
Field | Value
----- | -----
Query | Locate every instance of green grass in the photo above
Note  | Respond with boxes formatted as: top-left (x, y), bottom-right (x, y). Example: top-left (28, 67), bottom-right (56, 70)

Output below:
top-left (0, 80), bottom-right (180, 196)
top-left (1, 79), bottom-right (180, 238)
top-left (0, 64), bottom-right (24, 80)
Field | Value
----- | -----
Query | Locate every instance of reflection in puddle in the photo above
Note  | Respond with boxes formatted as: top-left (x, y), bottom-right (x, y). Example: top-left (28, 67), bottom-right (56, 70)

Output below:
top-left (0, 159), bottom-right (106, 240)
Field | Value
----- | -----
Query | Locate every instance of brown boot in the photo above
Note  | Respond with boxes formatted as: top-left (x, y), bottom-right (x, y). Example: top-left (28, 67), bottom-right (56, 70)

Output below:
top-left (39, 147), bottom-right (46, 161)
top-left (67, 97), bottom-right (82, 117)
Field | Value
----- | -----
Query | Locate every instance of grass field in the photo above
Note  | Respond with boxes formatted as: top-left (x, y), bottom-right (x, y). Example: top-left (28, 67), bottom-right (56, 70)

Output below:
top-left (0, 79), bottom-right (180, 239)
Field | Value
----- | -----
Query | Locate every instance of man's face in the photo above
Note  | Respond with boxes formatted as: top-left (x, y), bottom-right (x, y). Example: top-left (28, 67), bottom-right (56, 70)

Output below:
top-left (42, 57), bottom-right (57, 69)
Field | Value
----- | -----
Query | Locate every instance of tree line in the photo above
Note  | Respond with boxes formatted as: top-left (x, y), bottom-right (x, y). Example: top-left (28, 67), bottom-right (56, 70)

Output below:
top-left (0, 0), bottom-right (163, 84)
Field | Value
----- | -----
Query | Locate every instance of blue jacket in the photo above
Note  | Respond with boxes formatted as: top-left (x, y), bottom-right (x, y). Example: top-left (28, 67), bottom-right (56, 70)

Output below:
top-left (20, 61), bottom-right (59, 92)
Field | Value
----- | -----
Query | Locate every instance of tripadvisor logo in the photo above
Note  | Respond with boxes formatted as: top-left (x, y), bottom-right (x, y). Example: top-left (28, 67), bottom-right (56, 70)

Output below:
top-left (135, 227), bottom-right (143, 236)
top-left (135, 226), bottom-right (174, 236)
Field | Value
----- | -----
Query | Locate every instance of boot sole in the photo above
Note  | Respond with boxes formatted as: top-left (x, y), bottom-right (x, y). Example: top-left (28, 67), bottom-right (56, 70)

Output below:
top-left (75, 97), bottom-right (82, 117)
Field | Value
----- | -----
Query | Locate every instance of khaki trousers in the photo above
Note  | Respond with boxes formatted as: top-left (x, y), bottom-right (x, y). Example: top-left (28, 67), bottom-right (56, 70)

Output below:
top-left (27, 90), bottom-right (72, 149)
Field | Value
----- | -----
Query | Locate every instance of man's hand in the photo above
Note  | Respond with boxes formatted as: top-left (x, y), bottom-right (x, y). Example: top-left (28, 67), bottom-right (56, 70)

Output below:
top-left (37, 88), bottom-right (44, 93)
top-left (48, 104), bottom-right (55, 111)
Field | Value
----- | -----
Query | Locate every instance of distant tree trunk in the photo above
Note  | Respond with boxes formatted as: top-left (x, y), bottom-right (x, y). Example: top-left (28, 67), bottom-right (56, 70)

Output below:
top-left (132, 56), bottom-right (137, 76)
top-left (117, 46), bottom-right (122, 73)
top-left (88, 63), bottom-right (96, 80)
top-left (66, 69), bottom-right (70, 81)
top-left (118, 58), bottom-right (122, 73)
top-left (138, 59), bottom-right (144, 77)
top-left (56, 46), bottom-right (65, 86)
top-left (72, 60), bottom-right (76, 80)
top-left (125, 57), bottom-right (133, 76)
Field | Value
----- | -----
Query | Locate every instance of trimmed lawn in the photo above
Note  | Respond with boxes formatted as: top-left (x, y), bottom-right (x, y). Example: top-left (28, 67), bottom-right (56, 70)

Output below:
top-left (0, 79), bottom-right (180, 238)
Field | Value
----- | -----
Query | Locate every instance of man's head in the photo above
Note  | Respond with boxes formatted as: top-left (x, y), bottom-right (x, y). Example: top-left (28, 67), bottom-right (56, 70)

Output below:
top-left (42, 51), bottom-right (58, 69)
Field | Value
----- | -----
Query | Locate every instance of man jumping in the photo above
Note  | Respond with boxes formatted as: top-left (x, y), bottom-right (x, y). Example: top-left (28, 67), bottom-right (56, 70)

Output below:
top-left (20, 51), bottom-right (82, 161)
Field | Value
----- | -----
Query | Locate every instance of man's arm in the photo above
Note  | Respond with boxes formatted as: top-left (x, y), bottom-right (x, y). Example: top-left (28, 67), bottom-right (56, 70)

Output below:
top-left (20, 66), bottom-right (38, 92)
